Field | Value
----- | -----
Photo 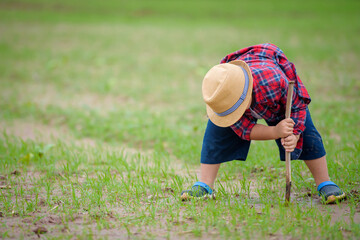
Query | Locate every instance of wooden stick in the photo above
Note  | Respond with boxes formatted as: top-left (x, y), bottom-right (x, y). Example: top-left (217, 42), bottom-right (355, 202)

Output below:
top-left (285, 81), bottom-right (295, 205)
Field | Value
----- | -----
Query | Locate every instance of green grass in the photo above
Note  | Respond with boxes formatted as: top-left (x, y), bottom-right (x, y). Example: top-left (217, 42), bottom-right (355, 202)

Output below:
top-left (0, 0), bottom-right (359, 239)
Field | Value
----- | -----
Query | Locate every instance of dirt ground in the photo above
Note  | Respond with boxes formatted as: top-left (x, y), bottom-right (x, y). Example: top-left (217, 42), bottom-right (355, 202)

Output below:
top-left (1, 169), bottom-right (358, 239)
top-left (1, 121), bottom-right (359, 239)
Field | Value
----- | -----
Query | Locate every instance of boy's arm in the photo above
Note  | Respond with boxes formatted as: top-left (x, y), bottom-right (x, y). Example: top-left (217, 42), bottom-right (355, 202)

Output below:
top-left (232, 111), bottom-right (300, 152)
top-left (250, 118), bottom-right (300, 152)
top-left (249, 118), bottom-right (295, 140)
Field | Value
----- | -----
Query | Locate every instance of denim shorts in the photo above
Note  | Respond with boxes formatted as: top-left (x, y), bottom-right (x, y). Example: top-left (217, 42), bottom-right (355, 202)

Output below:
top-left (201, 108), bottom-right (326, 164)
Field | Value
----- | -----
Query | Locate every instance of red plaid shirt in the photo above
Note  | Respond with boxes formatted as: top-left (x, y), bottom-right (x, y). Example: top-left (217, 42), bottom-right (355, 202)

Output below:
top-left (220, 43), bottom-right (311, 151)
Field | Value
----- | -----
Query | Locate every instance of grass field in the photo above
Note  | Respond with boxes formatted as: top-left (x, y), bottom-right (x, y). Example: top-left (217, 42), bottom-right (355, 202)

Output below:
top-left (0, 0), bottom-right (359, 239)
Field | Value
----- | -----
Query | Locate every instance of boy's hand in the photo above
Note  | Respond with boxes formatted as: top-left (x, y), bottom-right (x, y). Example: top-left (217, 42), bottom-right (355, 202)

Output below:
top-left (281, 134), bottom-right (300, 152)
top-left (274, 118), bottom-right (295, 138)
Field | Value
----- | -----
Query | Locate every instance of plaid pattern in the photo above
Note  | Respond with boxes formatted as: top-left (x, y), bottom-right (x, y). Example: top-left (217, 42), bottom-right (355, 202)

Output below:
top-left (220, 43), bottom-right (311, 151)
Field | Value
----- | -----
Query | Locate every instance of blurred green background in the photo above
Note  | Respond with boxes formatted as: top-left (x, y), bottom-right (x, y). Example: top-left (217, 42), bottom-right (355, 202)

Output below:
top-left (1, 0), bottom-right (359, 159)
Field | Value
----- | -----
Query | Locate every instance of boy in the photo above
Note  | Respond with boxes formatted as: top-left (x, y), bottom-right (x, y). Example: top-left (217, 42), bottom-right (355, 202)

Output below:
top-left (181, 43), bottom-right (345, 204)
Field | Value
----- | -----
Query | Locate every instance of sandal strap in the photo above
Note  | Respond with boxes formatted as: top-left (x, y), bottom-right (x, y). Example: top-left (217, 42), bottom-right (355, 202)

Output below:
top-left (317, 181), bottom-right (338, 192)
top-left (193, 182), bottom-right (213, 194)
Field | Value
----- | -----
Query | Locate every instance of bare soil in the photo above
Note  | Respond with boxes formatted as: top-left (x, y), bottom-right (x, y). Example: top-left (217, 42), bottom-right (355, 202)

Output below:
top-left (1, 120), bottom-right (359, 239)
top-left (1, 169), bottom-right (359, 239)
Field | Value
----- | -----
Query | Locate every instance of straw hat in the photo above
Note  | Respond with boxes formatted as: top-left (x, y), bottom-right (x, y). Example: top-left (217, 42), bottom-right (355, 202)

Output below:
top-left (202, 60), bottom-right (253, 127)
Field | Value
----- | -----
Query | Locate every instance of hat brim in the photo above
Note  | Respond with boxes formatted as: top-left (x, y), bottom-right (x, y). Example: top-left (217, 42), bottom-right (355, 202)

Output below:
top-left (206, 60), bottom-right (253, 127)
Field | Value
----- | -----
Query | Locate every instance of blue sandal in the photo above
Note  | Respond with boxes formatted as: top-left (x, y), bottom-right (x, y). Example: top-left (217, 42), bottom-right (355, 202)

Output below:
top-left (318, 181), bottom-right (346, 204)
top-left (180, 182), bottom-right (215, 201)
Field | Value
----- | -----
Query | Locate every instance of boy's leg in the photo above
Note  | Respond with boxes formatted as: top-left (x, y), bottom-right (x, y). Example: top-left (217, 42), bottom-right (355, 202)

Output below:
top-left (304, 156), bottom-right (345, 203)
top-left (303, 156), bottom-right (330, 187)
top-left (200, 163), bottom-right (221, 189)
top-left (180, 163), bottom-right (220, 201)
top-left (297, 108), bottom-right (345, 203)
top-left (180, 120), bottom-right (251, 200)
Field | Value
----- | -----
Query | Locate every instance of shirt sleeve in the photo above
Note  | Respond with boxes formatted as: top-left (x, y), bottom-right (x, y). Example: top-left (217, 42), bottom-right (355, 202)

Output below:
top-left (291, 103), bottom-right (307, 135)
top-left (275, 45), bottom-right (311, 135)
top-left (230, 110), bottom-right (257, 140)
